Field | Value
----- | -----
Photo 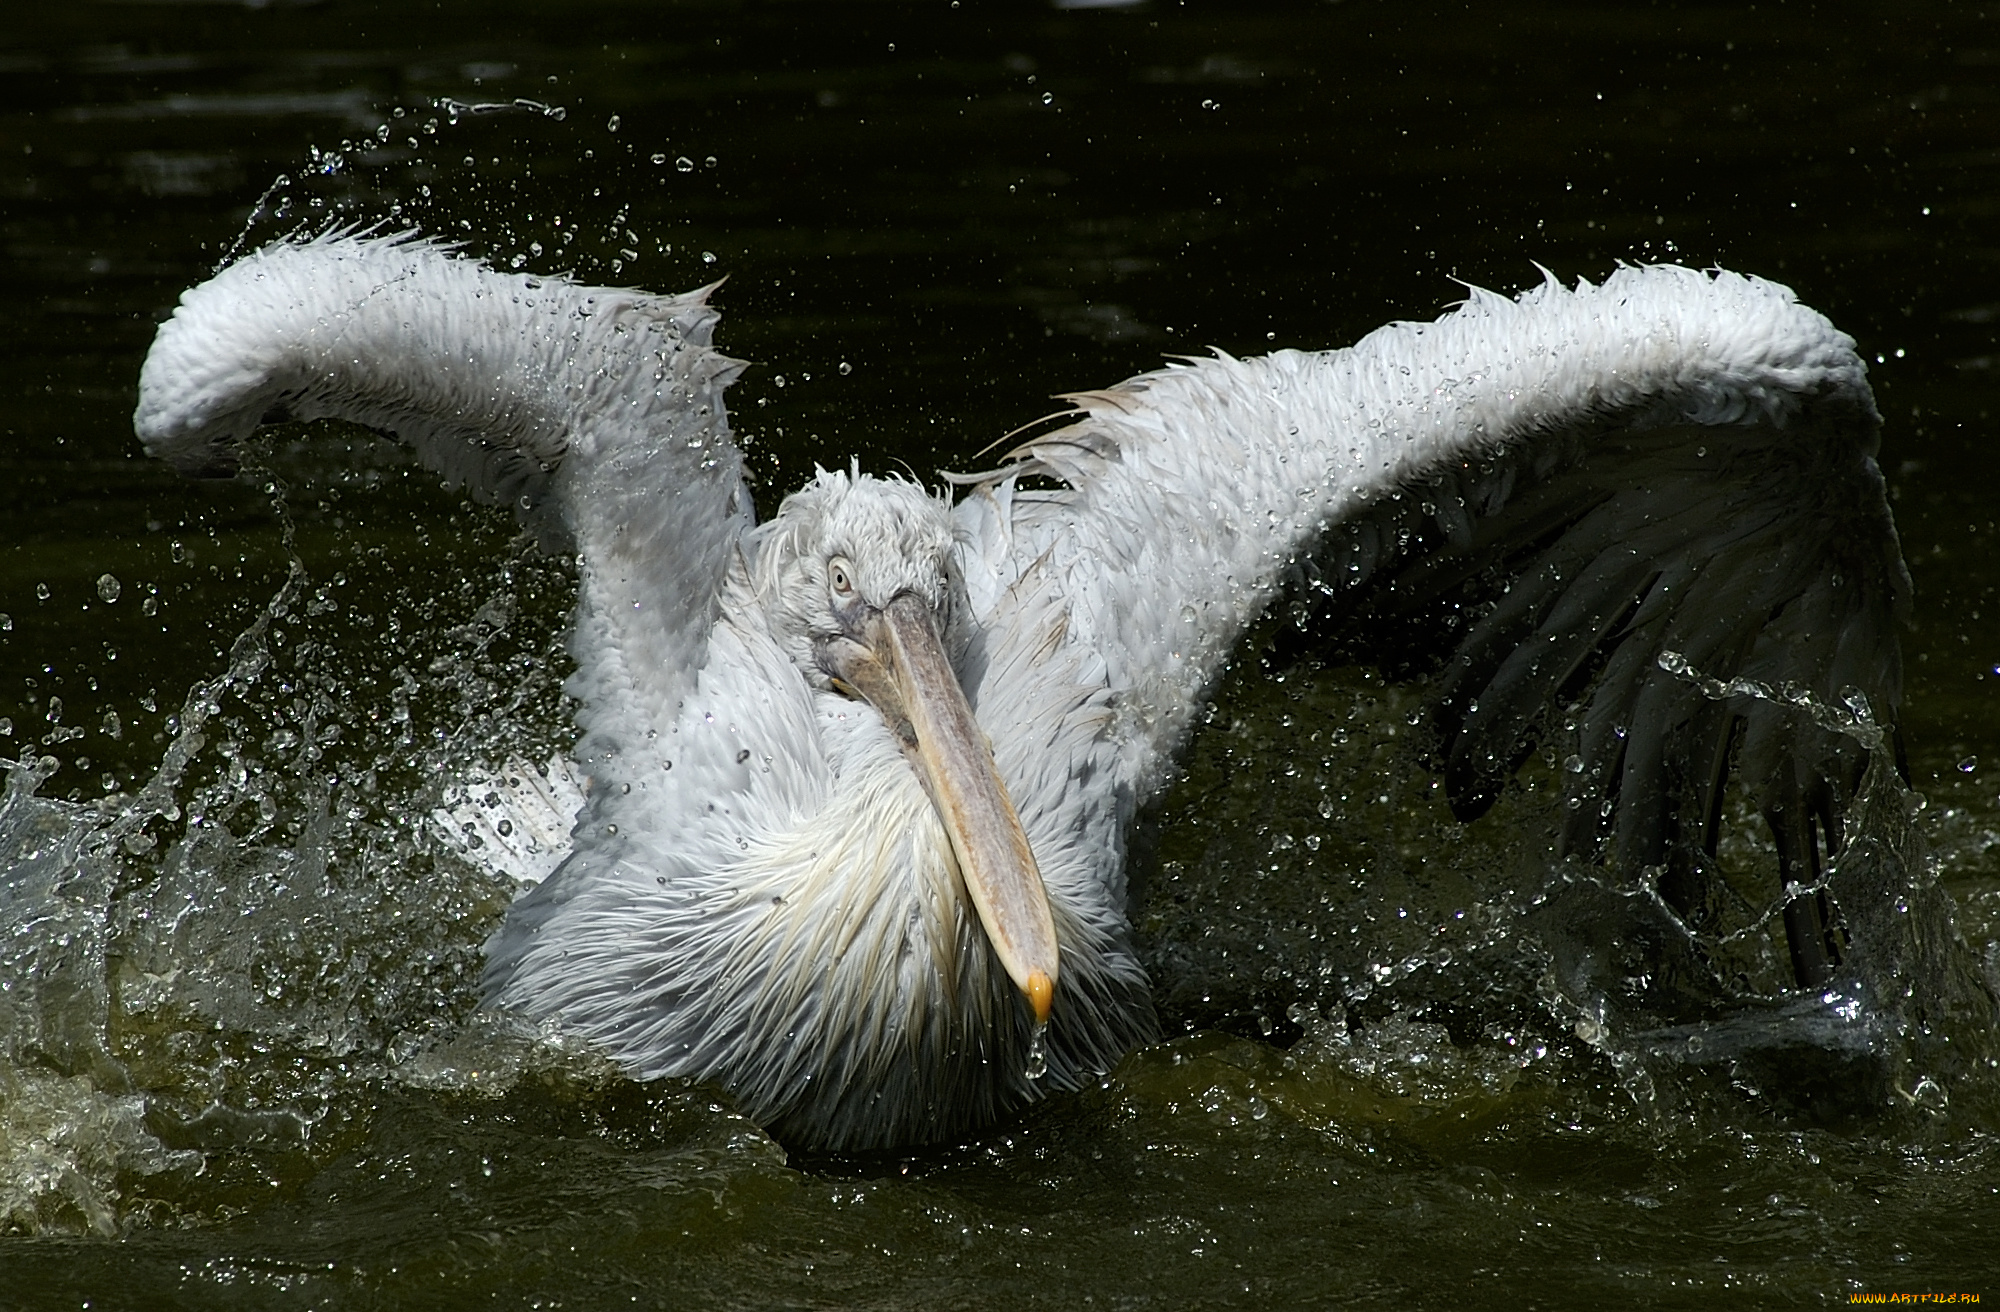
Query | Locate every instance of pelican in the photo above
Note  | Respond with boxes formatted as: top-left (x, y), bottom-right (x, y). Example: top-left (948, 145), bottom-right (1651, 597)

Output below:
top-left (132, 231), bottom-right (1905, 1149)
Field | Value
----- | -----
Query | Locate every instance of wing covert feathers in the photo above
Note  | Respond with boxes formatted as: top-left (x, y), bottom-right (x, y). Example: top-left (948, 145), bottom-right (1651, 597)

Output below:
top-left (960, 265), bottom-right (1904, 891)
top-left (135, 230), bottom-right (752, 752)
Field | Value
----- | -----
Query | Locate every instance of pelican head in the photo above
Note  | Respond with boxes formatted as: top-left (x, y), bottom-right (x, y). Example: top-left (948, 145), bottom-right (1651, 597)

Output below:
top-left (748, 469), bottom-right (1060, 1026)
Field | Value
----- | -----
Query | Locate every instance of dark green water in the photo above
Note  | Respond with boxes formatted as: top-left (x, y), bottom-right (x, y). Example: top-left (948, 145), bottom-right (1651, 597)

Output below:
top-left (3, 1), bottom-right (1998, 1306)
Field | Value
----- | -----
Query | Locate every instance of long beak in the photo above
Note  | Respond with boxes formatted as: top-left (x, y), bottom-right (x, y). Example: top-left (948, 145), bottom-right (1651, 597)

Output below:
top-left (821, 593), bottom-right (1060, 1024)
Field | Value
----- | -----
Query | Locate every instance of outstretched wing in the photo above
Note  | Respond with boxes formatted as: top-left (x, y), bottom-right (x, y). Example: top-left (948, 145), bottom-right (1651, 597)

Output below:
top-left (957, 266), bottom-right (1904, 973)
top-left (134, 231), bottom-right (750, 767)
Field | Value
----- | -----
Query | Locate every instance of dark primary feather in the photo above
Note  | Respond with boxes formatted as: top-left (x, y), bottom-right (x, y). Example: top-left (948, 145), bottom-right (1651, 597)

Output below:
top-left (1281, 392), bottom-right (1904, 978)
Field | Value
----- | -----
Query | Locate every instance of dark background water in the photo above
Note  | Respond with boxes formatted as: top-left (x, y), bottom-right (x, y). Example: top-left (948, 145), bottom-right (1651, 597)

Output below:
top-left (1, 1), bottom-right (1997, 1307)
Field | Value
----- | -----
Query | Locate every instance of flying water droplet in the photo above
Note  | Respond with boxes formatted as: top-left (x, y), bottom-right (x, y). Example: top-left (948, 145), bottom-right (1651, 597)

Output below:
top-left (1025, 1020), bottom-right (1049, 1081)
top-left (96, 573), bottom-right (121, 602)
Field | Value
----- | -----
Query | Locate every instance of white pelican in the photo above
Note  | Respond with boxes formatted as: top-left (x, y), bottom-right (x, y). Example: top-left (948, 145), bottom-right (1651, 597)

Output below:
top-left (132, 232), bottom-right (1905, 1149)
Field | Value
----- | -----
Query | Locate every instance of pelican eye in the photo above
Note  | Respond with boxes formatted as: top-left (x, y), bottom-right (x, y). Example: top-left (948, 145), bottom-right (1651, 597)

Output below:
top-left (828, 558), bottom-right (856, 599)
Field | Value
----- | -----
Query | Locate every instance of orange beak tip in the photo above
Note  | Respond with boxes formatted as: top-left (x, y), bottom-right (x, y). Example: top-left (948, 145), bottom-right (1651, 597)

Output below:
top-left (1026, 969), bottom-right (1055, 1025)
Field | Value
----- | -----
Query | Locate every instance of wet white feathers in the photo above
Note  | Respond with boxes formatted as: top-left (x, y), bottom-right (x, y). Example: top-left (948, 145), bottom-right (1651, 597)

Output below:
top-left (135, 233), bottom-right (1900, 1149)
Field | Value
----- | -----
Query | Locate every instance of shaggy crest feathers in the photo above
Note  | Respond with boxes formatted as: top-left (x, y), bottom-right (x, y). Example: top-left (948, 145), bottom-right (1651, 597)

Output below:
top-left (747, 467), bottom-right (966, 681)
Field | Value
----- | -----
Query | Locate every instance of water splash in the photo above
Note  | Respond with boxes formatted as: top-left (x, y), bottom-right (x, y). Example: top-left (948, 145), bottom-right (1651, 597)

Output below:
top-left (1655, 648), bottom-right (1888, 752)
top-left (220, 91), bottom-right (704, 293)
top-left (1025, 1019), bottom-right (1049, 1082)
top-left (1138, 636), bottom-right (1996, 1132)
top-left (0, 461), bottom-right (579, 1233)
top-left (1565, 650), bottom-right (2000, 1115)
